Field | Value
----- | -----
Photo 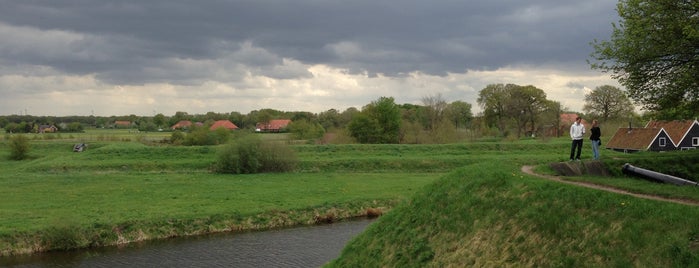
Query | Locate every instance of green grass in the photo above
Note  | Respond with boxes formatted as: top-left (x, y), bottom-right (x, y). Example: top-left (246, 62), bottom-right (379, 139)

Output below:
top-left (0, 135), bottom-right (446, 255)
top-left (328, 161), bottom-right (699, 267)
top-left (4, 130), bottom-right (699, 265)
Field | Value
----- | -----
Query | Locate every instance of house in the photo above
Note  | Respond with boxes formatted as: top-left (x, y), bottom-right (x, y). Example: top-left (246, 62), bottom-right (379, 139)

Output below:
top-left (171, 120), bottom-right (193, 130)
top-left (38, 125), bottom-right (58, 133)
top-left (255, 119), bottom-right (292, 132)
top-left (171, 120), bottom-right (204, 130)
top-left (645, 120), bottom-right (699, 150)
top-left (543, 113), bottom-right (589, 137)
top-left (209, 120), bottom-right (239, 131)
top-left (606, 127), bottom-right (675, 153)
top-left (114, 120), bottom-right (132, 128)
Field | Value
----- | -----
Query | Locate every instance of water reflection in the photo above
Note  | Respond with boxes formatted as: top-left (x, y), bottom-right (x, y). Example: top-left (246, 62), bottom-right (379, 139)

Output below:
top-left (1, 219), bottom-right (374, 268)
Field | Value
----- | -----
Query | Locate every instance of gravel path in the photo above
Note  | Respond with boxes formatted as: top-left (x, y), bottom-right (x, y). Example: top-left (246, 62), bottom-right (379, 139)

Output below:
top-left (521, 165), bottom-right (699, 207)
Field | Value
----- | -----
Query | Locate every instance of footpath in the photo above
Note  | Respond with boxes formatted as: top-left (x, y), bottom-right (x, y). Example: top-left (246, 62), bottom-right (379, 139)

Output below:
top-left (521, 164), bottom-right (699, 207)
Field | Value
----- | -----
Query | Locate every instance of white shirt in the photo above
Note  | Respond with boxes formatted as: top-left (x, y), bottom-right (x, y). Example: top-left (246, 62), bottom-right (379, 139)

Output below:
top-left (570, 122), bottom-right (585, 140)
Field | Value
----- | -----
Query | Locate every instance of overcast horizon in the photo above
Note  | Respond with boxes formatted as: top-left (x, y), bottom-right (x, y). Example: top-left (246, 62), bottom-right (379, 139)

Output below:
top-left (0, 0), bottom-right (622, 117)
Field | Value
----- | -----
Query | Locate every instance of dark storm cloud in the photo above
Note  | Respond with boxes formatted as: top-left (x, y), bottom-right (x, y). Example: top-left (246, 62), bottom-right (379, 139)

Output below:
top-left (0, 0), bottom-right (618, 85)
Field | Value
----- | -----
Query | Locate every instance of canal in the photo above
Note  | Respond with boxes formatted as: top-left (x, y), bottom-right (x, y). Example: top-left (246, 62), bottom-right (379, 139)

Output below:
top-left (0, 219), bottom-right (375, 268)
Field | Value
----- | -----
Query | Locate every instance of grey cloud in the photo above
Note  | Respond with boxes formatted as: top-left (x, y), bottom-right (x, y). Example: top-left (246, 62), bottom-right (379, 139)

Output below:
top-left (0, 0), bottom-right (618, 85)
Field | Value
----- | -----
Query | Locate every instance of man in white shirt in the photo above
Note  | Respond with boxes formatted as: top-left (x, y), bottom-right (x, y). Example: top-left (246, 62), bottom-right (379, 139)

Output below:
top-left (569, 117), bottom-right (585, 161)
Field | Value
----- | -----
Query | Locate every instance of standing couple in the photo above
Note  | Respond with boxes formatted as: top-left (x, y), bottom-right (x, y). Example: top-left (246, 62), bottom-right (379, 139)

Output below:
top-left (570, 117), bottom-right (601, 161)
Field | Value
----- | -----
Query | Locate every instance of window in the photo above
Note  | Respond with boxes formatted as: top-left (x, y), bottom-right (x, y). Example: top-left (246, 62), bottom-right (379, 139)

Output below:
top-left (693, 137), bottom-right (699, 146)
top-left (659, 137), bottom-right (666, 147)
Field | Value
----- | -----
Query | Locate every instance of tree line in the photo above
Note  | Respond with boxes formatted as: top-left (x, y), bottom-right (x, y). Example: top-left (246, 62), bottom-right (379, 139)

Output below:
top-left (2, 83), bottom-right (643, 144)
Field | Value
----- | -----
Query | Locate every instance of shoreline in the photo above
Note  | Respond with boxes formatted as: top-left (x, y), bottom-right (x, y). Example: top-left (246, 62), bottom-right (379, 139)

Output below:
top-left (0, 204), bottom-right (389, 257)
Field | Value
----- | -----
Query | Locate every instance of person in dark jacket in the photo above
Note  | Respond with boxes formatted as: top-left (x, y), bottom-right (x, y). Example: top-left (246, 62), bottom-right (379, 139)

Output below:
top-left (589, 120), bottom-right (601, 160)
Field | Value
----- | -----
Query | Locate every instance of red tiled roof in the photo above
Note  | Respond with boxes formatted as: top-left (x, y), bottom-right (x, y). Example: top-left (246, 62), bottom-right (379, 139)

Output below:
top-left (256, 119), bottom-right (291, 131)
top-left (606, 127), bottom-right (666, 151)
top-left (171, 120), bottom-right (193, 130)
top-left (645, 120), bottom-right (697, 147)
top-left (210, 120), bottom-right (239, 130)
top-left (560, 113), bottom-right (588, 126)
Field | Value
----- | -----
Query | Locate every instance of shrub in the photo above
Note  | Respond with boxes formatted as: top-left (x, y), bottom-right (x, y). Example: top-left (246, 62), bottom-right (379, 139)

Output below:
top-left (215, 135), bottom-right (297, 174)
top-left (170, 130), bottom-right (185, 145)
top-left (9, 134), bottom-right (30, 160)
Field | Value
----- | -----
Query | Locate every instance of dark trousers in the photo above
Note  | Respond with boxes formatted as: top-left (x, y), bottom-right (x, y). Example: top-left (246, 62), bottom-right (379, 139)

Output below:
top-left (570, 139), bottom-right (583, 160)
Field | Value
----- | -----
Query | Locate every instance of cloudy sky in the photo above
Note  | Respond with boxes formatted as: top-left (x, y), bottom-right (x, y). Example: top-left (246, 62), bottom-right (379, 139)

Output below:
top-left (0, 0), bottom-right (621, 117)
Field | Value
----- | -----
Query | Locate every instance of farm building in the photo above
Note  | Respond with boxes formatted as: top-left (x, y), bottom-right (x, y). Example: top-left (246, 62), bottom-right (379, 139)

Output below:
top-left (645, 120), bottom-right (699, 150)
top-left (209, 120), bottom-right (239, 131)
top-left (606, 127), bottom-right (675, 153)
top-left (606, 120), bottom-right (699, 152)
top-left (38, 125), bottom-right (58, 133)
top-left (255, 119), bottom-right (291, 132)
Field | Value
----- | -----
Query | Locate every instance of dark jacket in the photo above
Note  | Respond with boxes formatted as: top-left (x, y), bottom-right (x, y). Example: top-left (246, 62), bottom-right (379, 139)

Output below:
top-left (590, 126), bottom-right (601, 141)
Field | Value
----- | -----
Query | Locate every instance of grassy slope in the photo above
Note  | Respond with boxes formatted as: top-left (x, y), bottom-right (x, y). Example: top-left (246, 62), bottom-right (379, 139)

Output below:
top-left (328, 150), bottom-right (699, 267)
top-left (0, 139), bottom-right (447, 255)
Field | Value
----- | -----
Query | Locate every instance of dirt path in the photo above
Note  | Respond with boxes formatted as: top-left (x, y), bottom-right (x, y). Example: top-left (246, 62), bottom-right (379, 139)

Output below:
top-left (521, 165), bottom-right (699, 206)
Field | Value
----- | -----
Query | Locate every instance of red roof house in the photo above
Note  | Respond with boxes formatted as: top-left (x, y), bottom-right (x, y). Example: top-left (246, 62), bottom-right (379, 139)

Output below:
top-left (171, 120), bottom-right (193, 130)
top-left (606, 127), bottom-right (675, 153)
top-left (255, 119), bottom-right (292, 132)
top-left (210, 120), bottom-right (239, 131)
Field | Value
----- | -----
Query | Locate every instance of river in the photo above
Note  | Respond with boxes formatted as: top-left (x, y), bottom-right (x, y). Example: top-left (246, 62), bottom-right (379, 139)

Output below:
top-left (0, 219), bottom-right (375, 268)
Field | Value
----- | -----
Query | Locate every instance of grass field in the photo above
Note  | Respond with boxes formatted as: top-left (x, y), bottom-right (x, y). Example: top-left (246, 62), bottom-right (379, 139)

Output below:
top-left (3, 129), bottom-right (699, 266)
top-left (327, 144), bottom-right (699, 267)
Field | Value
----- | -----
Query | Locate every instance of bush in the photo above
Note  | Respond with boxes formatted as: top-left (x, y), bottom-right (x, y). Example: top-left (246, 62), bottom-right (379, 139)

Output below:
top-left (9, 134), bottom-right (30, 160)
top-left (215, 135), bottom-right (297, 174)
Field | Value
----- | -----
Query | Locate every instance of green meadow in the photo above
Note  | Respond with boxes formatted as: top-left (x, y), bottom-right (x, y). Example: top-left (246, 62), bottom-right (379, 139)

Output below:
top-left (2, 129), bottom-right (699, 266)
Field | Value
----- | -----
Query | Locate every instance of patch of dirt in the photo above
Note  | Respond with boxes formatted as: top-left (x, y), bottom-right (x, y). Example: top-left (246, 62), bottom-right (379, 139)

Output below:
top-left (521, 165), bottom-right (699, 206)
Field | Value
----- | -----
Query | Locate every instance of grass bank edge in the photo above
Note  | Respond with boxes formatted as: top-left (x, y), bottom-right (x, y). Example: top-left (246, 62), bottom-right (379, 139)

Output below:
top-left (0, 199), bottom-right (397, 257)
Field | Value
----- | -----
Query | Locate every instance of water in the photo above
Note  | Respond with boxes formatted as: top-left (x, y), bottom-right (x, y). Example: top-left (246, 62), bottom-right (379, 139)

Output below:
top-left (0, 219), bottom-right (374, 268)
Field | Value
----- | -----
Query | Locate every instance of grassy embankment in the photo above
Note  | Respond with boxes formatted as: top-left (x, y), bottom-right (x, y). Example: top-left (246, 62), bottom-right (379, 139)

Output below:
top-left (0, 129), bottom-right (474, 256)
top-left (328, 146), bottom-right (699, 267)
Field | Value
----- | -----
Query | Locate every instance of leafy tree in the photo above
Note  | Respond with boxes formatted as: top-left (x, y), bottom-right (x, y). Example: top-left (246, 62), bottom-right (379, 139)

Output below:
top-left (153, 113), bottom-right (166, 128)
top-left (445, 101), bottom-right (473, 129)
top-left (348, 97), bottom-right (401, 144)
top-left (583, 85), bottom-right (635, 121)
top-left (590, 0), bottom-right (699, 118)
top-left (506, 85), bottom-right (548, 137)
top-left (288, 119), bottom-right (325, 140)
top-left (477, 84), bottom-right (511, 136)
top-left (318, 109), bottom-right (342, 130)
top-left (347, 113), bottom-right (381, 143)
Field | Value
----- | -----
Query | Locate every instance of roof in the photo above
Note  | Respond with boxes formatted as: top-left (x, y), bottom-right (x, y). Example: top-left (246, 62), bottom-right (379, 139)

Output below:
top-left (114, 120), bottom-right (131, 125)
top-left (209, 120), bottom-right (239, 130)
top-left (256, 119), bottom-right (292, 130)
top-left (645, 120), bottom-right (698, 147)
top-left (605, 127), bottom-right (669, 151)
top-left (171, 120), bottom-right (193, 129)
top-left (560, 113), bottom-right (588, 126)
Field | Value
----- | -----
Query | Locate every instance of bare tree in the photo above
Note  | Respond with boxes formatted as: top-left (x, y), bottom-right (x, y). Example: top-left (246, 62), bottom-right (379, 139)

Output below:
top-left (583, 85), bottom-right (635, 121)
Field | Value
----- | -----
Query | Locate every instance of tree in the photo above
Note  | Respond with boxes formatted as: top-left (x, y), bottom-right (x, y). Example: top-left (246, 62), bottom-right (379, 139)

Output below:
top-left (477, 84), bottom-right (511, 136)
top-left (590, 0), bottom-right (699, 118)
top-left (348, 97), bottom-right (401, 144)
top-left (153, 113), bottom-right (166, 128)
top-left (504, 85), bottom-right (548, 137)
top-left (583, 85), bottom-right (635, 121)
top-left (445, 101), bottom-right (473, 129)
top-left (288, 119), bottom-right (325, 140)
top-left (421, 93), bottom-right (448, 131)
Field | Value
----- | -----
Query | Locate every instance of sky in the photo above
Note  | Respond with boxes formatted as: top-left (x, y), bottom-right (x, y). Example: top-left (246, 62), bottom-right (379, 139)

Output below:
top-left (0, 0), bottom-right (622, 117)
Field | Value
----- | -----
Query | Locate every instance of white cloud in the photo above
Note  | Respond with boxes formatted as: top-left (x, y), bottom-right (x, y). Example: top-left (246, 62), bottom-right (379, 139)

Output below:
top-left (0, 61), bottom-right (619, 116)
